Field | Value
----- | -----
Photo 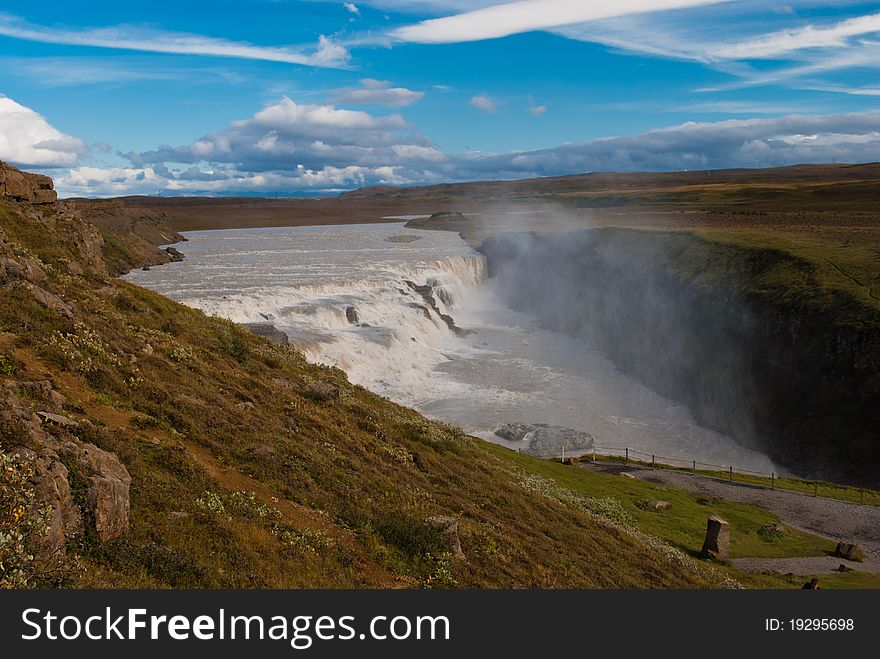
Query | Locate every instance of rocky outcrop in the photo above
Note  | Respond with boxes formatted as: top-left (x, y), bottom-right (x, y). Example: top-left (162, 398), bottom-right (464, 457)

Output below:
top-left (1, 380), bottom-right (131, 549)
top-left (494, 422), bottom-right (594, 458)
top-left (242, 322), bottom-right (289, 346)
top-left (404, 280), bottom-right (470, 336)
top-left (0, 161), bottom-right (57, 204)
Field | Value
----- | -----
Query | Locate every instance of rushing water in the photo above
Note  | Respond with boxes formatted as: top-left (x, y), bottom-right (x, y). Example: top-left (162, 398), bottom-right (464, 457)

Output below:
top-left (124, 222), bottom-right (779, 473)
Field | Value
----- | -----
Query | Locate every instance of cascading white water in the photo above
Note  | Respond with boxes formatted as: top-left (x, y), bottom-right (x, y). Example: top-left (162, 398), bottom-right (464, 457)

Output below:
top-left (125, 222), bottom-right (781, 473)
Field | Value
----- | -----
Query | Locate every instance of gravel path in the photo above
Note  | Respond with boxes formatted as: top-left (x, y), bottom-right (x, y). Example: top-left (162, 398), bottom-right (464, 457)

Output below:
top-left (581, 462), bottom-right (880, 573)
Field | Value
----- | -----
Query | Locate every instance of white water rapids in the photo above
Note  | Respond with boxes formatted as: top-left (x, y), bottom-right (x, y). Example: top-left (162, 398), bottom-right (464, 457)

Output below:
top-left (124, 222), bottom-right (779, 473)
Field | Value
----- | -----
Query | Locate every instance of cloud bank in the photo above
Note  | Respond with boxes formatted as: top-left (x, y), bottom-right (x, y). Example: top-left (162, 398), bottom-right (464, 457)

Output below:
top-left (43, 96), bottom-right (880, 196)
top-left (0, 96), bottom-right (88, 167)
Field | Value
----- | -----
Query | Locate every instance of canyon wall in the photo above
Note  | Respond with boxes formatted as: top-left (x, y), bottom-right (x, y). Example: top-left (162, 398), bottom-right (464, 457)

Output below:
top-left (481, 229), bottom-right (880, 485)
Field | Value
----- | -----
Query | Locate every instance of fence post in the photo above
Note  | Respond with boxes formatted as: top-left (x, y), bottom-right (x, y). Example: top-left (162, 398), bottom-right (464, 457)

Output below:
top-left (625, 447), bottom-right (629, 463)
top-left (771, 472), bottom-right (775, 490)
top-left (592, 447), bottom-right (596, 462)
top-left (692, 460), bottom-right (696, 474)
top-left (814, 482), bottom-right (818, 497)
top-left (652, 454), bottom-right (655, 469)
top-left (561, 445), bottom-right (565, 464)
top-left (728, 466), bottom-right (733, 483)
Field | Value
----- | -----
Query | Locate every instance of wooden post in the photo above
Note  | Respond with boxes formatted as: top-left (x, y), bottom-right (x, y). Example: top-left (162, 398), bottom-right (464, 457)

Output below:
top-left (771, 472), bottom-right (775, 490)
top-left (692, 460), bottom-right (696, 474)
top-left (814, 482), bottom-right (818, 497)
top-left (592, 447), bottom-right (596, 462)
top-left (561, 445), bottom-right (565, 464)
top-left (652, 454), bottom-right (655, 468)
top-left (728, 466), bottom-right (733, 483)
top-left (625, 447), bottom-right (629, 463)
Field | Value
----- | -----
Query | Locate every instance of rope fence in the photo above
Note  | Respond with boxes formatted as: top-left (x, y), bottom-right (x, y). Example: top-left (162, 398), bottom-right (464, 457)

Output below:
top-left (553, 444), bottom-right (878, 507)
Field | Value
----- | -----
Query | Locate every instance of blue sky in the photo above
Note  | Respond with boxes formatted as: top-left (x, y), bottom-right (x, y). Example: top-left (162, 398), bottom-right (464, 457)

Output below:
top-left (1, 0), bottom-right (880, 196)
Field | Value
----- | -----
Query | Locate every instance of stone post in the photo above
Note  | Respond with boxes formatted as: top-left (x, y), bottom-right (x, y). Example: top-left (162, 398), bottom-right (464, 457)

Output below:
top-left (701, 516), bottom-right (730, 561)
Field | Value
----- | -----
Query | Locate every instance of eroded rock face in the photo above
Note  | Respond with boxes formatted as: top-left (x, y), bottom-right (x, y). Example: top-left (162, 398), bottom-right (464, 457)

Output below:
top-left (79, 443), bottom-right (131, 542)
top-left (0, 161), bottom-right (57, 204)
top-left (2, 381), bottom-right (131, 549)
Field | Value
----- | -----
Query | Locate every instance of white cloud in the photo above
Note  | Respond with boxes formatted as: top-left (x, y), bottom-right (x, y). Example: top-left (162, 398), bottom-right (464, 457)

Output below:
top-left (528, 96), bottom-right (547, 116)
top-left (392, 0), bottom-right (725, 44)
top-left (344, 2), bottom-right (361, 15)
top-left (328, 79), bottom-right (425, 107)
top-left (451, 111), bottom-right (880, 178)
top-left (470, 94), bottom-right (499, 113)
top-left (0, 95), bottom-right (88, 167)
top-left (118, 97), bottom-right (445, 191)
top-left (0, 14), bottom-right (350, 68)
top-left (711, 11), bottom-right (880, 60)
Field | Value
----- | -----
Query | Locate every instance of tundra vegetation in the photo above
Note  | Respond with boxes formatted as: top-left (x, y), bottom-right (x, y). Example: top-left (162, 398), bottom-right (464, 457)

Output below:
top-left (2, 161), bottom-right (878, 588)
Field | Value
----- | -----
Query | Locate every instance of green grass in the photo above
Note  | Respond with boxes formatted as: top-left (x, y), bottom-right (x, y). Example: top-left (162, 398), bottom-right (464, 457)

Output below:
top-left (482, 444), bottom-right (837, 561)
top-left (696, 228), bottom-right (880, 312)
top-left (736, 570), bottom-right (880, 590)
top-left (580, 453), bottom-right (880, 507)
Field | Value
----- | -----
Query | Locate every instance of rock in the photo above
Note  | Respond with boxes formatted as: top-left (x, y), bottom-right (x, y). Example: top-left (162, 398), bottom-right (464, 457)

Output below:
top-left (23, 283), bottom-right (74, 318)
top-left (563, 456), bottom-right (581, 466)
top-left (302, 381), bottom-right (341, 402)
top-left (1, 258), bottom-right (24, 280)
top-left (78, 443), bottom-right (131, 542)
top-left (836, 563), bottom-right (854, 572)
top-left (242, 322), bottom-right (289, 346)
top-left (0, 161), bottom-right (57, 204)
top-left (236, 401), bottom-right (256, 411)
top-left (404, 280), bottom-right (471, 336)
top-left (834, 542), bottom-right (864, 562)
top-left (2, 380), bottom-right (66, 410)
top-left (345, 306), bottom-right (359, 324)
top-left (494, 423), bottom-right (594, 458)
top-left (701, 516), bottom-right (730, 561)
top-left (30, 454), bottom-right (82, 552)
top-left (163, 246), bottom-right (185, 262)
top-left (620, 472), bottom-right (636, 479)
top-left (493, 423), bottom-right (533, 441)
top-left (168, 511), bottom-right (190, 519)
top-left (426, 515), bottom-right (465, 560)
top-left (37, 411), bottom-right (79, 428)
top-left (643, 499), bottom-right (672, 512)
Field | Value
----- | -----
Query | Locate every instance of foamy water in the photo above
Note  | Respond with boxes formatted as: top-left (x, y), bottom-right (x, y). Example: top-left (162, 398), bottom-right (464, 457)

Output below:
top-left (125, 223), bottom-right (780, 473)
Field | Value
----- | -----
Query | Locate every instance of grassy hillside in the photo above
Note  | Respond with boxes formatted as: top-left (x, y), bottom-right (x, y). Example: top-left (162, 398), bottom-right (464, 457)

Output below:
top-left (1, 197), bottom-right (751, 589)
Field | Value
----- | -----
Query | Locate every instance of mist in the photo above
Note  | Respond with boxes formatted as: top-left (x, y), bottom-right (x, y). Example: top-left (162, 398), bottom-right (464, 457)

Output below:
top-left (477, 219), bottom-right (878, 485)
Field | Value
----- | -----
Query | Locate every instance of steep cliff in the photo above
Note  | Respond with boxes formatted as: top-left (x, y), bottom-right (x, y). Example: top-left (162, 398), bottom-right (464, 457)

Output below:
top-left (0, 161), bottom-right (57, 204)
top-left (482, 229), bottom-right (880, 486)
